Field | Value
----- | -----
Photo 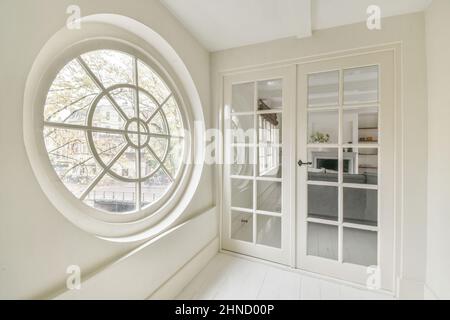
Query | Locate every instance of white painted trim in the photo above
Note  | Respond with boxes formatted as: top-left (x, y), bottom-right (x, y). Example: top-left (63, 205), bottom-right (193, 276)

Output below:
top-left (217, 42), bottom-right (402, 75)
top-left (148, 237), bottom-right (219, 300)
top-left (23, 15), bottom-right (206, 242)
top-left (217, 42), bottom-right (402, 295)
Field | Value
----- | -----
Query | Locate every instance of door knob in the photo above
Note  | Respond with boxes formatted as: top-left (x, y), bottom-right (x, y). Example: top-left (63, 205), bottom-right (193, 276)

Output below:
top-left (298, 160), bottom-right (312, 167)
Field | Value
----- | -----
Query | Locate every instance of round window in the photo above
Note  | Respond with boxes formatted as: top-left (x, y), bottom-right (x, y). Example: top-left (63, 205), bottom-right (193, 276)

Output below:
top-left (43, 49), bottom-right (186, 214)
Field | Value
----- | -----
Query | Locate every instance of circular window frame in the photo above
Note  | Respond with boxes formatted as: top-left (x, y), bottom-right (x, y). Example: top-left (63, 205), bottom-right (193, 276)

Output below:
top-left (23, 19), bottom-right (205, 242)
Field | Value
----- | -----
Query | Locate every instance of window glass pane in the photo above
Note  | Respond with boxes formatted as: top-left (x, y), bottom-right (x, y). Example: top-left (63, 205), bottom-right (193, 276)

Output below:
top-left (231, 211), bottom-right (253, 243)
top-left (257, 181), bottom-right (281, 213)
top-left (343, 188), bottom-right (378, 226)
top-left (43, 50), bottom-right (186, 215)
top-left (92, 97), bottom-right (125, 129)
top-left (308, 110), bottom-right (338, 144)
top-left (163, 139), bottom-right (184, 178)
top-left (343, 148), bottom-right (378, 185)
top-left (308, 185), bottom-right (338, 221)
top-left (148, 137), bottom-right (169, 162)
top-left (44, 59), bottom-right (100, 125)
top-left (258, 79), bottom-right (282, 110)
top-left (109, 87), bottom-right (136, 119)
top-left (141, 169), bottom-right (172, 208)
top-left (257, 215), bottom-right (281, 248)
top-left (307, 223), bottom-right (338, 260)
top-left (308, 71), bottom-right (339, 107)
top-left (231, 145), bottom-right (254, 176)
top-left (231, 179), bottom-right (253, 209)
top-left (343, 107), bottom-right (378, 144)
top-left (162, 96), bottom-right (184, 137)
top-left (44, 128), bottom-right (102, 198)
top-left (81, 50), bottom-right (134, 89)
top-left (110, 147), bottom-right (138, 179)
top-left (307, 147), bottom-right (339, 182)
top-left (140, 147), bottom-right (159, 178)
top-left (344, 66), bottom-right (379, 105)
top-left (84, 174), bottom-right (137, 213)
top-left (343, 228), bottom-right (377, 266)
top-left (232, 82), bottom-right (254, 113)
top-left (137, 60), bottom-right (171, 105)
top-left (91, 132), bottom-right (127, 165)
top-left (138, 91), bottom-right (159, 121)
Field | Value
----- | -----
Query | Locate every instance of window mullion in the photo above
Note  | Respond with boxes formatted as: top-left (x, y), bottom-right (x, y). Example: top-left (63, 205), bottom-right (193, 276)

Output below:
top-left (79, 143), bottom-right (129, 200)
top-left (76, 56), bottom-right (129, 122)
top-left (146, 145), bottom-right (173, 181)
top-left (134, 57), bottom-right (142, 210)
top-left (145, 93), bottom-right (173, 125)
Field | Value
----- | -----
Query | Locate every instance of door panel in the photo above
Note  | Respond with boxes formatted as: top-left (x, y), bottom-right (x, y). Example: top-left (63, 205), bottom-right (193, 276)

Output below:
top-left (221, 50), bottom-right (395, 290)
top-left (222, 66), bottom-right (295, 265)
top-left (297, 51), bottom-right (395, 291)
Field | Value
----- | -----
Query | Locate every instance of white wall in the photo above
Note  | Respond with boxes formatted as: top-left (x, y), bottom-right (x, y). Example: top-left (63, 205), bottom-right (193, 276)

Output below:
top-left (56, 208), bottom-right (218, 300)
top-left (424, 0), bottom-right (450, 300)
top-left (211, 13), bottom-right (428, 299)
top-left (0, 0), bottom-right (214, 299)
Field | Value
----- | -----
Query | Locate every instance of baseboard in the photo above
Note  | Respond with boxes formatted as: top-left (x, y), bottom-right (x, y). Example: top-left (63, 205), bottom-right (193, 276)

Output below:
top-left (148, 237), bottom-right (219, 299)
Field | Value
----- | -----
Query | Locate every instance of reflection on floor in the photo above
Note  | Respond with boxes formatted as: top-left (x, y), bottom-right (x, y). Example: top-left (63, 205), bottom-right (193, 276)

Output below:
top-left (177, 253), bottom-right (394, 300)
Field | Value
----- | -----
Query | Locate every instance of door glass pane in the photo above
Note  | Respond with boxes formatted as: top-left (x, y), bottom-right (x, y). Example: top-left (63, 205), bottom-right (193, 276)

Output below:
top-left (307, 223), bottom-right (338, 260)
top-left (343, 228), bottom-right (377, 266)
top-left (343, 188), bottom-right (377, 226)
top-left (257, 180), bottom-right (281, 213)
top-left (343, 107), bottom-right (378, 144)
top-left (258, 145), bottom-right (281, 178)
top-left (231, 114), bottom-right (254, 144)
top-left (231, 145), bottom-right (254, 176)
top-left (343, 148), bottom-right (378, 185)
top-left (308, 71), bottom-right (339, 107)
top-left (231, 178), bottom-right (253, 209)
top-left (231, 211), bottom-right (253, 243)
top-left (258, 79), bottom-right (282, 110)
top-left (258, 113), bottom-right (282, 144)
top-left (307, 147), bottom-right (339, 182)
top-left (232, 82), bottom-right (254, 113)
top-left (257, 215), bottom-right (281, 248)
top-left (344, 66), bottom-right (379, 105)
top-left (308, 185), bottom-right (338, 221)
top-left (308, 110), bottom-right (339, 144)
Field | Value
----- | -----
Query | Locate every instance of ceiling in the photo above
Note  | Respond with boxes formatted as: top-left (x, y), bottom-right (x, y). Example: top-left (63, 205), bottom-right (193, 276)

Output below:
top-left (160, 0), bottom-right (432, 52)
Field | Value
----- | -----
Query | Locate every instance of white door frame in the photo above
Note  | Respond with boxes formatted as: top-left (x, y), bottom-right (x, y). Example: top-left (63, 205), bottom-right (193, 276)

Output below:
top-left (218, 44), bottom-right (400, 293)
top-left (221, 66), bottom-right (296, 266)
top-left (296, 50), bottom-right (396, 291)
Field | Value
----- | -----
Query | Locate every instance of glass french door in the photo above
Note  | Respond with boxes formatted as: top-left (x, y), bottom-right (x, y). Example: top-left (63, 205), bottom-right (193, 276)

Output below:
top-left (296, 51), bottom-right (395, 290)
top-left (222, 66), bottom-right (295, 265)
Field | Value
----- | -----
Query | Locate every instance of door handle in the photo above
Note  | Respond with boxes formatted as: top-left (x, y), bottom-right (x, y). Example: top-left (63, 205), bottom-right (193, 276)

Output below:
top-left (298, 160), bottom-right (312, 167)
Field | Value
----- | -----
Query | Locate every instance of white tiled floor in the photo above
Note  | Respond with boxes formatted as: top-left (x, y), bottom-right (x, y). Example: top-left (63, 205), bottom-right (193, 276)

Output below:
top-left (177, 253), bottom-right (394, 300)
